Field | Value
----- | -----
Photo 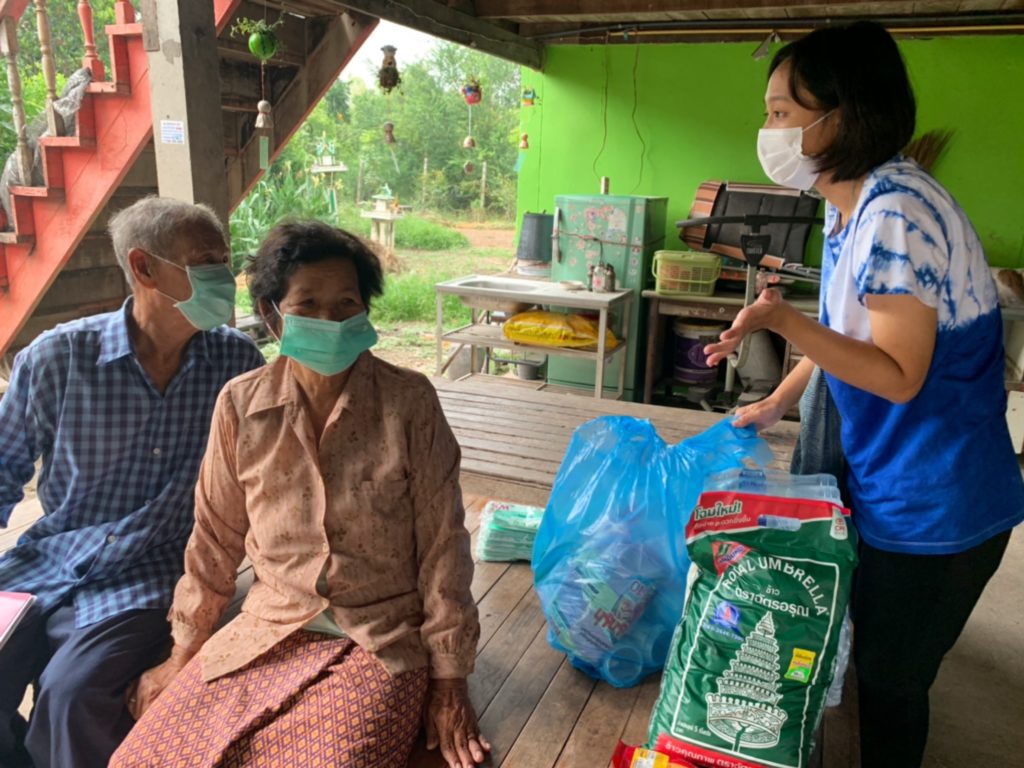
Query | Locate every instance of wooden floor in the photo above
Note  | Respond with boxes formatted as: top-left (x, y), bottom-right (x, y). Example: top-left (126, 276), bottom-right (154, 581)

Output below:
top-left (407, 493), bottom-right (665, 768)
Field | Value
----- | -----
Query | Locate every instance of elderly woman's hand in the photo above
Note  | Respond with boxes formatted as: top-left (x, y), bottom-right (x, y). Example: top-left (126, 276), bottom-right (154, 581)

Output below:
top-left (424, 678), bottom-right (491, 768)
top-left (126, 645), bottom-right (194, 720)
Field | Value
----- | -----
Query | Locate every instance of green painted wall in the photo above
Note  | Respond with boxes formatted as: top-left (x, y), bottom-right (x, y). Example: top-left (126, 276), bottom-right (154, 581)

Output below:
top-left (516, 36), bottom-right (1024, 267)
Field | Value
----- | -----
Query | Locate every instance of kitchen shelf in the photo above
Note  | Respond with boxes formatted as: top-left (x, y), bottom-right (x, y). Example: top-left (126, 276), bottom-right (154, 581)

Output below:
top-left (435, 275), bottom-right (632, 399)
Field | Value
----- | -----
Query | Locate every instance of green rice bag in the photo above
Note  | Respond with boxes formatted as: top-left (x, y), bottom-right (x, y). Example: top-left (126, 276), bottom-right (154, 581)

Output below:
top-left (647, 491), bottom-right (858, 768)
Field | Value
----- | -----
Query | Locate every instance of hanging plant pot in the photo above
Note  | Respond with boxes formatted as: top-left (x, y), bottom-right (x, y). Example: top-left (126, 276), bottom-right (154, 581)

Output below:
top-left (462, 135), bottom-right (476, 149)
top-left (463, 161), bottom-right (475, 175)
top-left (461, 78), bottom-right (482, 105)
top-left (230, 16), bottom-right (284, 62)
top-left (521, 87), bottom-right (537, 107)
top-left (379, 45), bottom-right (401, 94)
top-left (383, 121), bottom-right (396, 145)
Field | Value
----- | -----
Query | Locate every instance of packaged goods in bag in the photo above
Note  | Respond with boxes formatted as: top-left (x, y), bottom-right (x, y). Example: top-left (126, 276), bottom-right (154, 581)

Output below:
top-left (533, 417), bottom-right (772, 688)
top-left (475, 501), bottom-right (544, 562)
top-left (503, 310), bottom-right (619, 350)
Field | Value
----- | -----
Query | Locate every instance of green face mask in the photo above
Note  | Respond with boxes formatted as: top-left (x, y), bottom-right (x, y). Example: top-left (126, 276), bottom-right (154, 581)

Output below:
top-left (149, 252), bottom-right (236, 331)
top-left (273, 306), bottom-right (378, 376)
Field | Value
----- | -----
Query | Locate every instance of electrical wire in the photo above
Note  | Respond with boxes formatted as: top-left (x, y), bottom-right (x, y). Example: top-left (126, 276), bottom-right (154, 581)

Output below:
top-left (591, 34), bottom-right (610, 182)
top-left (629, 38), bottom-right (647, 194)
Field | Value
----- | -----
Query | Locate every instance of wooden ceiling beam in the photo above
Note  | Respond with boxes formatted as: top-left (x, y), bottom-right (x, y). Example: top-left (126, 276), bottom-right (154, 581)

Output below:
top-left (474, 0), bottom-right (921, 21)
top-left (335, 0), bottom-right (544, 69)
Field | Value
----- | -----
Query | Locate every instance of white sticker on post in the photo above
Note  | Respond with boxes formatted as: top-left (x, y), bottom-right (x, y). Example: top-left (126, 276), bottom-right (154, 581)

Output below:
top-left (160, 120), bottom-right (186, 145)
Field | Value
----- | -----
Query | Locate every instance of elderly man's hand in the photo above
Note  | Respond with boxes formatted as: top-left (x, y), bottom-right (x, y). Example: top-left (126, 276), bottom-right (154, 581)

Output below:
top-left (126, 645), bottom-right (193, 720)
top-left (424, 677), bottom-right (491, 768)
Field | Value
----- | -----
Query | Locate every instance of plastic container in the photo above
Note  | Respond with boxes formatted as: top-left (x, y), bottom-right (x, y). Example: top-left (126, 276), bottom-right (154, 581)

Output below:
top-left (673, 319), bottom-right (726, 384)
top-left (516, 212), bottom-right (554, 263)
top-left (652, 250), bottom-right (721, 296)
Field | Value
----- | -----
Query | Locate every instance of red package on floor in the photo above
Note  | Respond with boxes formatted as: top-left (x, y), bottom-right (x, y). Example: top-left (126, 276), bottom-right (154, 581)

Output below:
top-left (611, 740), bottom-right (699, 768)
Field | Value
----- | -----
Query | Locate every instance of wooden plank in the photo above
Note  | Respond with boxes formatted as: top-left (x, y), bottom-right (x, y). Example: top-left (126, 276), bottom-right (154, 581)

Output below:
top-left (553, 681), bottom-right (641, 768)
top-left (618, 675), bottom-right (662, 747)
top-left (475, 564), bottom-right (536, 651)
top-left (335, 0), bottom-right (544, 69)
top-left (470, 589), bottom-right (547, 711)
top-left (476, 625), bottom-right (570, 766)
top-left (500, 658), bottom-right (596, 768)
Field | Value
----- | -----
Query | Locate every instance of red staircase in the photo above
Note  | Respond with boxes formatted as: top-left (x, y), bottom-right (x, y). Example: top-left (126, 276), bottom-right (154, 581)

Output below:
top-left (0, 0), bottom-right (376, 357)
top-left (0, 1), bottom-right (148, 354)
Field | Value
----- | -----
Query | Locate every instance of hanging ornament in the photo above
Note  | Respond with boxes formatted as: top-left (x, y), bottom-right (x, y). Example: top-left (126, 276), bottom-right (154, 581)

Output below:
top-left (463, 161), bottom-right (475, 175)
top-left (463, 135), bottom-right (476, 149)
top-left (255, 100), bottom-right (273, 170)
top-left (461, 77), bottom-right (482, 105)
top-left (383, 121), bottom-right (396, 145)
top-left (521, 87), bottom-right (537, 107)
top-left (230, 14), bottom-right (284, 171)
top-left (378, 45), bottom-right (401, 94)
top-left (519, 133), bottom-right (529, 150)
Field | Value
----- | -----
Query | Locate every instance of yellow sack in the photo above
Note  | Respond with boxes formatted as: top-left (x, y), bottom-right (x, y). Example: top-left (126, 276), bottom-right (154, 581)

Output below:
top-left (503, 310), bottom-right (619, 350)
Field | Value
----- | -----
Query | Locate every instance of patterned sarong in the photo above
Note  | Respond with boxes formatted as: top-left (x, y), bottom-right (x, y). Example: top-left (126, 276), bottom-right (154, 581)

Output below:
top-left (110, 631), bottom-right (429, 767)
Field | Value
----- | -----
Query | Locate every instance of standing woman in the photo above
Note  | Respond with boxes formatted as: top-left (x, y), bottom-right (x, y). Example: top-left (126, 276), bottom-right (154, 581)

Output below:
top-left (705, 21), bottom-right (1024, 767)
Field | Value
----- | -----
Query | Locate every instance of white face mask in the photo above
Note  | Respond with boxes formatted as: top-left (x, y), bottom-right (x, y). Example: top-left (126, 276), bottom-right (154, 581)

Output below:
top-left (757, 110), bottom-right (834, 190)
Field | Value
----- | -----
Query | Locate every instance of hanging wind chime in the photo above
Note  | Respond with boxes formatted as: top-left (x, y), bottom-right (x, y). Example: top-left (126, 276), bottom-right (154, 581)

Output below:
top-left (461, 77), bottom-right (482, 172)
top-left (231, 11), bottom-right (284, 170)
top-left (515, 86), bottom-right (537, 174)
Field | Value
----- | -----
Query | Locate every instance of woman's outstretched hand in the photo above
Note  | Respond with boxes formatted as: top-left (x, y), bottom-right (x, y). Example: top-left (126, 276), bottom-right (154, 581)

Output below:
top-left (704, 288), bottom-right (788, 367)
top-left (424, 678), bottom-right (491, 768)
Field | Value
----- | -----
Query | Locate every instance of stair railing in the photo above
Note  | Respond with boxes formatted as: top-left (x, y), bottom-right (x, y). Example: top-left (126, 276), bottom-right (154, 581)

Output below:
top-left (0, 0), bottom-right (120, 185)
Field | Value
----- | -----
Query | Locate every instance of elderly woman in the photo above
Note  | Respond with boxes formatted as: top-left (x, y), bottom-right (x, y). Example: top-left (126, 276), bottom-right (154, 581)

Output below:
top-left (111, 221), bottom-right (488, 768)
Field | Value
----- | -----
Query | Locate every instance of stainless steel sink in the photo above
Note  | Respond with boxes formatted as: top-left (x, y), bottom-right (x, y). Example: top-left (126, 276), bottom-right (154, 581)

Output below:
top-left (445, 276), bottom-right (543, 292)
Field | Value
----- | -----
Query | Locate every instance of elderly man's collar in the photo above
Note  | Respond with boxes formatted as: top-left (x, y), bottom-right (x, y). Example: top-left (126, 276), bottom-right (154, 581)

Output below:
top-left (97, 298), bottom-right (212, 366)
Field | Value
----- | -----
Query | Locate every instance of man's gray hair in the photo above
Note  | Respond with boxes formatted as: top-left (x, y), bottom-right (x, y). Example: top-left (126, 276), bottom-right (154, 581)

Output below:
top-left (108, 197), bottom-right (226, 285)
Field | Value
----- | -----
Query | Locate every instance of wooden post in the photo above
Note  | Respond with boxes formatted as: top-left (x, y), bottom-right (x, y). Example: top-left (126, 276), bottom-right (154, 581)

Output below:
top-left (144, 0), bottom-right (230, 223)
top-left (420, 155), bottom-right (428, 206)
top-left (78, 0), bottom-right (106, 81)
top-left (0, 17), bottom-right (34, 185)
top-left (34, 0), bottom-right (65, 136)
top-left (480, 160), bottom-right (487, 212)
top-left (356, 157), bottom-right (365, 205)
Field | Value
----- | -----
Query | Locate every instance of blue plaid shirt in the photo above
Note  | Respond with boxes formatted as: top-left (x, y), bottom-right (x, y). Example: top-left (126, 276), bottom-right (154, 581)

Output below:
top-left (0, 300), bottom-right (264, 627)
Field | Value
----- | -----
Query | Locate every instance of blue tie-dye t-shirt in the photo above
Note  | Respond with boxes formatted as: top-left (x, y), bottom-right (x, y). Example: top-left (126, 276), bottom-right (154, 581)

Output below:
top-left (820, 156), bottom-right (1024, 554)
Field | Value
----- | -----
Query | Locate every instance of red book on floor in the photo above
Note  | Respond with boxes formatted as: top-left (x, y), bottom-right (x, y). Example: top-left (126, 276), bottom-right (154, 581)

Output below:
top-left (0, 591), bottom-right (35, 652)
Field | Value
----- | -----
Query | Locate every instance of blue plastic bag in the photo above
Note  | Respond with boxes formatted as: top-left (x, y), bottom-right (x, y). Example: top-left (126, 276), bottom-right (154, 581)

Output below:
top-left (531, 416), bottom-right (772, 687)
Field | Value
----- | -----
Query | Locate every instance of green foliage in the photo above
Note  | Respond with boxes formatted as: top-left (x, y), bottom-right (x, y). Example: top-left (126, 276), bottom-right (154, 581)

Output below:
top-left (268, 41), bottom-right (520, 219)
top-left (393, 217), bottom-right (468, 250)
top-left (229, 164), bottom-right (334, 271)
top-left (373, 272), bottom-right (471, 326)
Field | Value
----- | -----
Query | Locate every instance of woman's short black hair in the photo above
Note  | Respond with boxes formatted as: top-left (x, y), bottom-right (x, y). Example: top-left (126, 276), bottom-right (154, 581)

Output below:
top-left (770, 21), bottom-right (916, 181)
top-left (246, 220), bottom-right (384, 316)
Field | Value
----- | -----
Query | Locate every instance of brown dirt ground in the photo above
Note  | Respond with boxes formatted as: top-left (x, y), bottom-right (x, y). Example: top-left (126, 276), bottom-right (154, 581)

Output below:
top-left (453, 227), bottom-right (515, 250)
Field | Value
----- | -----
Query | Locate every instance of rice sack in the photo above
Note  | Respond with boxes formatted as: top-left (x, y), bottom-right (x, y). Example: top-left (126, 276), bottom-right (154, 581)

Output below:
top-left (647, 491), bottom-right (858, 768)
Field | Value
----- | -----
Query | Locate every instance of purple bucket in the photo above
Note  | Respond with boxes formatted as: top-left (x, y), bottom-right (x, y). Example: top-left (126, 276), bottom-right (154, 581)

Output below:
top-left (673, 319), bottom-right (726, 384)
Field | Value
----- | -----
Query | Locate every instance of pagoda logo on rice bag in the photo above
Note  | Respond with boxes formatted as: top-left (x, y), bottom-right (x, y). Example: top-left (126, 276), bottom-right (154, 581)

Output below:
top-left (647, 492), bottom-right (858, 768)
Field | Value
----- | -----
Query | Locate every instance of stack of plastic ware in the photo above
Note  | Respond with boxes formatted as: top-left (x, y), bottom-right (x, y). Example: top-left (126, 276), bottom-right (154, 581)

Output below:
top-left (475, 501), bottom-right (544, 562)
top-left (646, 468), bottom-right (858, 768)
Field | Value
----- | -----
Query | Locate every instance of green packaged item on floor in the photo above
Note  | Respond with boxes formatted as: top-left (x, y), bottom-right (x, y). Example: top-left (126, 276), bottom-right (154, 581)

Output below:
top-left (476, 501), bottom-right (544, 562)
top-left (647, 491), bottom-right (858, 768)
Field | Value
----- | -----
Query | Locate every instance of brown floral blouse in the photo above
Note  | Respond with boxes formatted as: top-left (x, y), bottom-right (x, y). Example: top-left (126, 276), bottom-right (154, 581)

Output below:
top-left (168, 353), bottom-right (479, 683)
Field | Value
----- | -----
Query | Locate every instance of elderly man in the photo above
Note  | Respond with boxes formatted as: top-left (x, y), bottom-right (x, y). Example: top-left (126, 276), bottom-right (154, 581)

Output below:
top-left (0, 197), bottom-right (264, 768)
